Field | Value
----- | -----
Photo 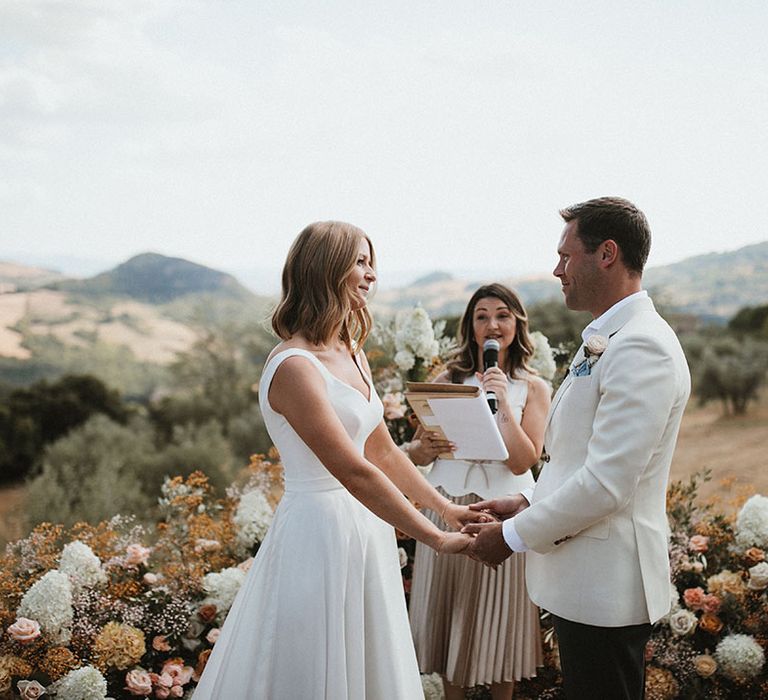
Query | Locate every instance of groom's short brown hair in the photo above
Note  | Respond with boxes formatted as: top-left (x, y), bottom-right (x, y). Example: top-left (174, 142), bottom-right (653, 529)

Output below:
top-left (560, 197), bottom-right (651, 276)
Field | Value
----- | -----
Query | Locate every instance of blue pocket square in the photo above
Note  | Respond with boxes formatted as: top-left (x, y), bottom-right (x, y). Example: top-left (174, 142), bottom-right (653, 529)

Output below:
top-left (571, 359), bottom-right (592, 377)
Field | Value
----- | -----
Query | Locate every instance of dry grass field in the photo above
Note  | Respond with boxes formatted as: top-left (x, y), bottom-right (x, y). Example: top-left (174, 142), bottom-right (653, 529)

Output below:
top-left (1, 391), bottom-right (766, 549)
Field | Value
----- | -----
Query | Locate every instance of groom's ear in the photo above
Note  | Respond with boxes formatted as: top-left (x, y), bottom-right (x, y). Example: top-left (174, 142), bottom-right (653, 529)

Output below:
top-left (597, 239), bottom-right (620, 268)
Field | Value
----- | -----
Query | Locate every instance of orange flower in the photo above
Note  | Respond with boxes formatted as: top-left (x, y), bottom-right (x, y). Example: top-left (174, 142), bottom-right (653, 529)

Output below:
top-left (197, 605), bottom-right (218, 624)
top-left (698, 613), bottom-right (724, 635)
top-left (194, 649), bottom-right (212, 681)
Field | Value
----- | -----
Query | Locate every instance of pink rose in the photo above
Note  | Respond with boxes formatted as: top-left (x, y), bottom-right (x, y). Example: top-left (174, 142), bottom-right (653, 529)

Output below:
top-left (206, 628), bottom-right (220, 645)
top-left (688, 535), bottom-right (709, 553)
top-left (702, 594), bottom-right (721, 613)
top-left (585, 334), bottom-right (609, 356)
top-left (126, 544), bottom-right (151, 566)
top-left (7, 617), bottom-right (41, 644)
top-left (152, 634), bottom-right (171, 652)
top-left (161, 661), bottom-right (193, 686)
top-left (125, 668), bottom-right (153, 696)
top-left (17, 680), bottom-right (46, 699)
top-left (683, 587), bottom-right (706, 610)
top-left (150, 672), bottom-right (173, 698)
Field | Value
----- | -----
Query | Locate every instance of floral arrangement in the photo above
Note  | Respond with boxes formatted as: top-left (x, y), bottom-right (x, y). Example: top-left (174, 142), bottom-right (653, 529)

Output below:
top-left (0, 455), bottom-right (281, 699)
top-left (645, 472), bottom-right (768, 699)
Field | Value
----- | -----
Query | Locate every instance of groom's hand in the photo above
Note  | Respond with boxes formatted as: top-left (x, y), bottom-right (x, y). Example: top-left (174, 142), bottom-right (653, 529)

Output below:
top-left (461, 522), bottom-right (513, 568)
top-left (468, 493), bottom-right (529, 521)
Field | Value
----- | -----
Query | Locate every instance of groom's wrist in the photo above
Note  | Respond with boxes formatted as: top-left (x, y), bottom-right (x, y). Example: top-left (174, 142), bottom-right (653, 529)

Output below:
top-left (502, 518), bottom-right (529, 553)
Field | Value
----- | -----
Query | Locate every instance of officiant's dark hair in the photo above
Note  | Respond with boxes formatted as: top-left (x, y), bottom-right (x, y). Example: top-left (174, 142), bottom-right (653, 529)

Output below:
top-left (559, 196), bottom-right (651, 275)
top-left (272, 221), bottom-right (375, 349)
top-left (446, 283), bottom-right (535, 384)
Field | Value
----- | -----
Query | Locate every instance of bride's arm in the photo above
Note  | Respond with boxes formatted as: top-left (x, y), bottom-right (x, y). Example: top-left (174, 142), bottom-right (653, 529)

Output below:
top-left (269, 356), bottom-right (468, 552)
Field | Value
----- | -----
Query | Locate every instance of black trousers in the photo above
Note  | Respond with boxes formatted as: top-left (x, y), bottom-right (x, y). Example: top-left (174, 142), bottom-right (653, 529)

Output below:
top-left (552, 615), bottom-right (652, 700)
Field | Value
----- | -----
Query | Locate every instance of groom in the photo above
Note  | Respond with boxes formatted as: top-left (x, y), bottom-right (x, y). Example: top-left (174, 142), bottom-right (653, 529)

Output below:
top-left (464, 197), bottom-right (690, 699)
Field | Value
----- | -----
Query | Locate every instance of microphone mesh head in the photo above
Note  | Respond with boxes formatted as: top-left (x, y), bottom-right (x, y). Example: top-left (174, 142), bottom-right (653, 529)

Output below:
top-left (483, 338), bottom-right (500, 351)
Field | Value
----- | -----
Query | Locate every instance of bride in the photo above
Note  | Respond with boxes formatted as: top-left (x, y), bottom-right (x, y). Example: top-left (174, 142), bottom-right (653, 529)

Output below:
top-left (193, 221), bottom-right (477, 699)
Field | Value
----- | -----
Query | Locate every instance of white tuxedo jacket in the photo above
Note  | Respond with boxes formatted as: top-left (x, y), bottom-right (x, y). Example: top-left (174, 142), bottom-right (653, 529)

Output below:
top-left (515, 296), bottom-right (690, 627)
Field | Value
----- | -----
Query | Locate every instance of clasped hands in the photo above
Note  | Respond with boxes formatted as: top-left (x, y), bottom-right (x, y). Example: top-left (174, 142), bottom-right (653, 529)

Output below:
top-left (438, 494), bottom-right (529, 567)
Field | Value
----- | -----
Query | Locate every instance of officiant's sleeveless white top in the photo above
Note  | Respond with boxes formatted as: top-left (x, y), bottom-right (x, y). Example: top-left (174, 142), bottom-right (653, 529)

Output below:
top-left (193, 348), bottom-right (423, 699)
top-left (426, 374), bottom-right (535, 498)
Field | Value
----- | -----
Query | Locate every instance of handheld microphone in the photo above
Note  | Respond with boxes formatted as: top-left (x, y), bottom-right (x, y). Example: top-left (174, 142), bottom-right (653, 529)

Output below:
top-left (482, 339), bottom-right (500, 414)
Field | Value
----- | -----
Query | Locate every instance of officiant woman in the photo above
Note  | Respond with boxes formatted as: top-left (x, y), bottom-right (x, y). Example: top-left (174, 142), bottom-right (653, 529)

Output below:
top-left (406, 283), bottom-right (551, 700)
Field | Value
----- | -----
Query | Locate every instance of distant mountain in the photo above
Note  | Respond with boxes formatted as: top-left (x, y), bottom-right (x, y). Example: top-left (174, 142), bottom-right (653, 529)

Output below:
top-left (0, 261), bottom-right (65, 292)
top-left (48, 252), bottom-right (254, 304)
top-left (372, 242), bottom-right (768, 321)
top-left (644, 242), bottom-right (768, 321)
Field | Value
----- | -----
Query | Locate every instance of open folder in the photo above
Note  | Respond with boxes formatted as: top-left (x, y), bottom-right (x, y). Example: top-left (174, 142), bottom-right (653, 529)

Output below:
top-left (404, 382), bottom-right (508, 461)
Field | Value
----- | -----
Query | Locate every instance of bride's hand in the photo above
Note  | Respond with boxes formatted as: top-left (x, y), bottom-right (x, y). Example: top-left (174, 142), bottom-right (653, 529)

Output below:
top-left (437, 531), bottom-right (474, 555)
top-left (442, 503), bottom-right (497, 531)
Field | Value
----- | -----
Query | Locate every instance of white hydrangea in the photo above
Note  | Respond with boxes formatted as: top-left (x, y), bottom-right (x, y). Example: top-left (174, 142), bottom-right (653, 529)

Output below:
top-left (659, 581), bottom-right (681, 623)
top-left (59, 541), bottom-right (107, 590)
top-left (233, 489), bottom-right (274, 555)
top-left (715, 634), bottom-right (765, 681)
top-left (735, 494), bottom-right (768, 549)
top-left (201, 567), bottom-right (246, 623)
top-left (395, 307), bottom-right (438, 364)
top-left (54, 665), bottom-right (108, 699)
top-left (421, 672), bottom-right (445, 699)
top-left (17, 570), bottom-right (73, 644)
top-left (528, 331), bottom-right (556, 381)
top-left (394, 349), bottom-right (416, 371)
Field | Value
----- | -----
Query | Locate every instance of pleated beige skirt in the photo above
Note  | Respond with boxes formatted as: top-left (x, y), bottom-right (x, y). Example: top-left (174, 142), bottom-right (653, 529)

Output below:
top-left (409, 490), bottom-right (543, 687)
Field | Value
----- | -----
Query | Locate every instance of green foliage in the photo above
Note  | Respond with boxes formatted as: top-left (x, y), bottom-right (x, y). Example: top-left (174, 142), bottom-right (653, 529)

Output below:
top-left (227, 403), bottom-right (273, 464)
top-left (729, 303), bottom-right (768, 339)
top-left (164, 320), bottom-right (272, 434)
top-left (0, 331), bottom-right (167, 399)
top-left (24, 415), bottom-right (235, 529)
top-left (687, 334), bottom-right (768, 415)
top-left (0, 374), bottom-right (128, 483)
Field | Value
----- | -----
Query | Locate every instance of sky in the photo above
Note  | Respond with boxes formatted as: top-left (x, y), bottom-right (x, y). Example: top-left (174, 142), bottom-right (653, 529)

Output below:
top-left (2, 1), bottom-right (767, 292)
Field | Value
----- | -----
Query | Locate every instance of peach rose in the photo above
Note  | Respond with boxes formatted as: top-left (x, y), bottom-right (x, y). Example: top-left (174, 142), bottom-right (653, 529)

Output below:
top-left (702, 594), bottom-right (721, 613)
top-left (161, 660), bottom-right (193, 685)
top-left (698, 613), bottom-right (724, 635)
top-left (693, 654), bottom-right (717, 678)
top-left (381, 392), bottom-right (406, 420)
top-left (150, 672), bottom-right (173, 698)
top-left (744, 547), bottom-right (765, 567)
top-left (197, 604), bottom-right (218, 623)
top-left (126, 544), bottom-right (151, 566)
top-left (7, 618), bottom-right (41, 644)
top-left (125, 668), bottom-right (153, 696)
top-left (707, 570), bottom-right (746, 600)
top-left (585, 334), bottom-right (608, 355)
top-left (17, 679), bottom-right (46, 699)
top-left (688, 535), bottom-right (709, 553)
top-left (683, 587), bottom-right (705, 610)
top-left (152, 635), bottom-right (171, 652)
top-left (206, 628), bottom-right (220, 645)
top-left (194, 539), bottom-right (221, 553)
top-left (143, 573), bottom-right (159, 585)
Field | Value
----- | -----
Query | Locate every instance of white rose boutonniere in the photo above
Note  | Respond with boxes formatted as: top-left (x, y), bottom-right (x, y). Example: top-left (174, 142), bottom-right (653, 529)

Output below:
top-left (571, 334), bottom-right (609, 377)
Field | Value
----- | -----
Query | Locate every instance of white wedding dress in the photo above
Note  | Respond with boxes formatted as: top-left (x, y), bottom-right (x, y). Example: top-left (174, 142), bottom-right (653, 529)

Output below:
top-left (193, 349), bottom-right (423, 699)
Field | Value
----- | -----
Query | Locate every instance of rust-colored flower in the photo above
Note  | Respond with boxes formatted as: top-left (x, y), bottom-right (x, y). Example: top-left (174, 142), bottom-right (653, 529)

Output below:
top-left (693, 654), bottom-right (717, 678)
top-left (93, 622), bottom-right (146, 671)
top-left (645, 665), bottom-right (679, 700)
top-left (198, 604), bottom-right (218, 624)
top-left (40, 646), bottom-right (78, 681)
top-left (699, 613), bottom-right (724, 635)
top-left (745, 547), bottom-right (765, 567)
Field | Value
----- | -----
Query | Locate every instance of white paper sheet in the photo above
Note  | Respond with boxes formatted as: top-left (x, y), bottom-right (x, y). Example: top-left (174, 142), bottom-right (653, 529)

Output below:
top-left (424, 394), bottom-right (508, 461)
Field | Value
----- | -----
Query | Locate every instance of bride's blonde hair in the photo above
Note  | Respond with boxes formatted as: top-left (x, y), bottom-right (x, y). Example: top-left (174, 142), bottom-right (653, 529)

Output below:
top-left (272, 221), bottom-right (375, 349)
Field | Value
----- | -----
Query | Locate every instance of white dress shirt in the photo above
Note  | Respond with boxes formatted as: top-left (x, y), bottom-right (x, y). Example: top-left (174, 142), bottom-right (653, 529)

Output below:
top-left (502, 290), bottom-right (648, 552)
